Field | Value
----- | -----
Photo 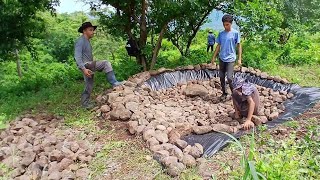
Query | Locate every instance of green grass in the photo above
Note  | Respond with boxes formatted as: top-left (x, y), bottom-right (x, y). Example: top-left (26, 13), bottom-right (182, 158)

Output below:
top-left (267, 64), bottom-right (320, 87)
top-left (227, 117), bottom-right (320, 180)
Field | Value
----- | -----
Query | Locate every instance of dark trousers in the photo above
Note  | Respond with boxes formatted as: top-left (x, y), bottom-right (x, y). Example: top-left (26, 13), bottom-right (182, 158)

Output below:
top-left (219, 59), bottom-right (234, 94)
top-left (81, 60), bottom-right (113, 106)
top-left (207, 44), bottom-right (214, 52)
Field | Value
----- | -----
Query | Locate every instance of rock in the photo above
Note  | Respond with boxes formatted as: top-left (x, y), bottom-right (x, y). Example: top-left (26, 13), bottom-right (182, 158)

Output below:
top-left (76, 168), bottom-right (90, 179)
top-left (125, 102), bottom-right (140, 113)
top-left (61, 147), bottom-right (75, 159)
top-left (269, 112), bottom-right (279, 120)
top-left (48, 171), bottom-right (61, 180)
top-left (154, 150), bottom-right (170, 160)
top-left (128, 121), bottom-right (139, 134)
top-left (21, 152), bottom-right (36, 167)
top-left (10, 166), bottom-right (25, 178)
top-left (146, 137), bottom-right (159, 147)
top-left (29, 163), bottom-right (42, 180)
top-left (277, 104), bottom-right (286, 111)
top-left (154, 132), bottom-right (169, 143)
top-left (194, 143), bottom-right (203, 154)
top-left (259, 116), bottom-right (269, 124)
top-left (68, 164), bottom-right (79, 171)
top-left (264, 109), bottom-right (271, 117)
top-left (2, 155), bottom-right (22, 168)
top-left (48, 161), bottom-right (59, 174)
top-left (36, 156), bottom-right (49, 168)
top-left (251, 115), bottom-right (262, 126)
top-left (193, 126), bottom-right (212, 135)
top-left (211, 124), bottom-right (234, 133)
top-left (100, 105), bottom-right (111, 113)
top-left (106, 92), bottom-right (120, 104)
top-left (161, 156), bottom-right (178, 167)
top-left (168, 130), bottom-right (181, 144)
top-left (168, 146), bottom-right (184, 161)
top-left (50, 150), bottom-right (64, 162)
top-left (124, 81), bottom-right (137, 87)
top-left (156, 125), bottom-right (166, 131)
top-left (150, 145), bottom-right (163, 152)
top-left (136, 125), bottom-right (146, 134)
top-left (183, 145), bottom-right (192, 154)
top-left (183, 84), bottom-right (208, 97)
top-left (175, 123), bottom-right (193, 137)
top-left (70, 142), bottom-right (80, 153)
top-left (145, 155), bottom-right (153, 161)
top-left (182, 154), bottom-right (196, 167)
top-left (194, 64), bottom-right (201, 71)
top-left (110, 104), bottom-right (132, 121)
top-left (189, 145), bottom-right (203, 158)
top-left (143, 129), bottom-right (156, 141)
top-left (61, 169), bottom-right (76, 180)
top-left (167, 162), bottom-right (185, 177)
top-left (287, 93), bottom-right (294, 99)
top-left (197, 119), bottom-right (209, 126)
top-left (59, 158), bottom-right (73, 172)
top-left (184, 65), bottom-right (194, 70)
top-left (175, 139), bottom-right (188, 149)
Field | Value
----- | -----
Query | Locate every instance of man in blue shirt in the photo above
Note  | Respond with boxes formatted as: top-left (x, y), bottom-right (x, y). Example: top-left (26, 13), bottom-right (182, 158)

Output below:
top-left (207, 30), bottom-right (215, 53)
top-left (211, 15), bottom-right (242, 99)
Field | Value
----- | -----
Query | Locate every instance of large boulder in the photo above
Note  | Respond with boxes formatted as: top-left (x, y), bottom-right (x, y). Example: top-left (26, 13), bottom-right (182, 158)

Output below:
top-left (193, 126), bottom-right (212, 135)
top-left (110, 104), bottom-right (132, 121)
top-left (183, 84), bottom-right (208, 97)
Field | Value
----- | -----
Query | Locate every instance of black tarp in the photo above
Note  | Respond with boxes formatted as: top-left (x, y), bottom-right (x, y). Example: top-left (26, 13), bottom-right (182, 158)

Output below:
top-left (144, 69), bottom-right (320, 157)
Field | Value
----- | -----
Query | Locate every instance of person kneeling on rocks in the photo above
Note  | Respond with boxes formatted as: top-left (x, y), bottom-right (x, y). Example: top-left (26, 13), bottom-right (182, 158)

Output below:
top-left (232, 77), bottom-right (260, 130)
top-left (74, 22), bottom-right (124, 109)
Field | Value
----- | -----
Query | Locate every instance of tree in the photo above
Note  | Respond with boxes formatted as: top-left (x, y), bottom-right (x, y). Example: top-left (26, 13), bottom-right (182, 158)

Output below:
top-left (225, 0), bottom-right (320, 44)
top-left (0, 0), bottom-right (59, 77)
top-left (165, 0), bottom-right (228, 56)
top-left (87, 0), bottom-right (193, 71)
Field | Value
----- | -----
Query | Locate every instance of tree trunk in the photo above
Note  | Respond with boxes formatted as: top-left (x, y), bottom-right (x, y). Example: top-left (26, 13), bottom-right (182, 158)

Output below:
top-left (138, 0), bottom-right (148, 71)
top-left (136, 54), bottom-right (147, 71)
top-left (15, 49), bottom-right (22, 78)
top-left (150, 24), bottom-right (167, 70)
top-left (184, 10), bottom-right (212, 55)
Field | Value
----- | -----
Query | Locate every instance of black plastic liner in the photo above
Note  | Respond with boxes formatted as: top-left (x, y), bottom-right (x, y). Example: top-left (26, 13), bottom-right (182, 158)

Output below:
top-left (144, 69), bottom-right (320, 157)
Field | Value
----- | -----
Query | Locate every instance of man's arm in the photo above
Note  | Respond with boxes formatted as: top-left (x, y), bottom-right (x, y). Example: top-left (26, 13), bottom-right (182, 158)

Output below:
top-left (211, 44), bottom-right (220, 64)
top-left (243, 96), bottom-right (255, 130)
top-left (237, 43), bottom-right (242, 65)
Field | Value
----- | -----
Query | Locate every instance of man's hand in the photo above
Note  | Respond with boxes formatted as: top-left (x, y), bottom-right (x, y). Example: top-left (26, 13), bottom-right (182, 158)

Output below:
top-left (83, 68), bottom-right (92, 78)
top-left (243, 119), bottom-right (254, 130)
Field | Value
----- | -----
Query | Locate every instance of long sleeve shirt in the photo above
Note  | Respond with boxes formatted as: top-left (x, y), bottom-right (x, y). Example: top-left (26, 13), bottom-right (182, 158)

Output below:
top-left (74, 35), bottom-right (93, 70)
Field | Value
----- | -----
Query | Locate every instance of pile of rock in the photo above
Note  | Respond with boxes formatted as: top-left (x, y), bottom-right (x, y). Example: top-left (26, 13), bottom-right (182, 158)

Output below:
top-left (96, 63), bottom-right (294, 176)
top-left (0, 114), bottom-right (99, 180)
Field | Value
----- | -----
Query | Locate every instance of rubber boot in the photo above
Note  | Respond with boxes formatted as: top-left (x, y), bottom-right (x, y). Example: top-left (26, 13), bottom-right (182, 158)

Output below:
top-left (106, 71), bottom-right (124, 87)
top-left (81, 93), bottom-right (94, 110)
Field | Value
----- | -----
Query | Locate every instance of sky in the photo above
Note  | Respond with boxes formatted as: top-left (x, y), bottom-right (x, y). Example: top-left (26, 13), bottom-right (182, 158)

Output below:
top-left (56, 0), bottom-right (90, 13)
top-left (56, 0), bottom-right (238, 31)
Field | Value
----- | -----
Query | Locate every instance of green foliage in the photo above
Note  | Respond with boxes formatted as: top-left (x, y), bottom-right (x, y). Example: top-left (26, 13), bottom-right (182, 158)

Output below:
top-left (0, 0), bottom-right (59, 54)
top-left (165, 0), bottom-right (224, 56)
top-left (226, 0), bottom-right (284, 41)
top-left (223, 131), bottom-right (266, 180)
top-left (253, 121), bottom-right (320, 179)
